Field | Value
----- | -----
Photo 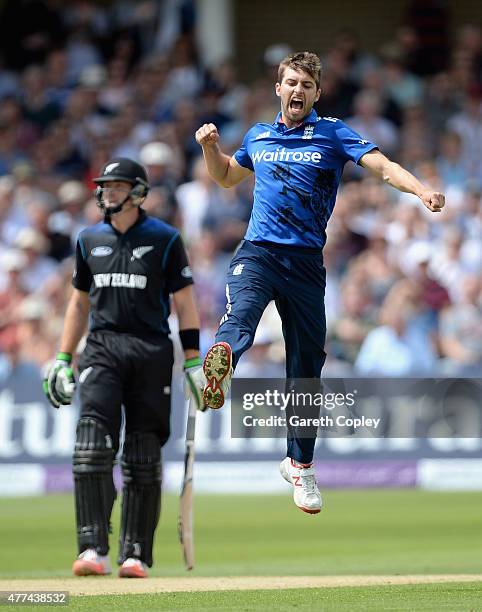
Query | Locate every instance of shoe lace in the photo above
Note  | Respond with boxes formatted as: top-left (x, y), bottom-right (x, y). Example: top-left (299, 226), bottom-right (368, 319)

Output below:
top-left (301, 471), bottom-right (317, 495)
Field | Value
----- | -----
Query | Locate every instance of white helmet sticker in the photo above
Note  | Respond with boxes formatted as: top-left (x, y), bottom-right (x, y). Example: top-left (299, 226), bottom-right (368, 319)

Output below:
top-left (104, 162), bottom-right (120, 174)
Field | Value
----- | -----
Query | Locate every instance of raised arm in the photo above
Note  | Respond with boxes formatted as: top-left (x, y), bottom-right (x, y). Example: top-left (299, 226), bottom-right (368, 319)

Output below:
top-left (195, 123), bottom-right (252, 188)
top-left (359, 149), bottom-right (445, 213)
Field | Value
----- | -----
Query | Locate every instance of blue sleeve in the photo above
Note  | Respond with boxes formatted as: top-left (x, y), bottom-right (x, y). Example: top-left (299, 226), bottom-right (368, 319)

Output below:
top-left (233, 129), bottom-right (254, 171)
top-left (334, 121), bottom-right (378, 165)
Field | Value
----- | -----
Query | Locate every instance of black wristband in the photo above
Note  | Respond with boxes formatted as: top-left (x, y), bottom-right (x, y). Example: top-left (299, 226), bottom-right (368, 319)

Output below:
top-left (179, 328), bottom-right (200, 351)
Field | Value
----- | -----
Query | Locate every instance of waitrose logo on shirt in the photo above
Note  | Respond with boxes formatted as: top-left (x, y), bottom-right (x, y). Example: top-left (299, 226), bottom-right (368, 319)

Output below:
top-left (251, 148), bottom-right (322, 164)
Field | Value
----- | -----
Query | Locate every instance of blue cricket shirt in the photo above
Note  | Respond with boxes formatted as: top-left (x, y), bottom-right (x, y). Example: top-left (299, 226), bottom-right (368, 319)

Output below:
top-left (234, 109), bottom-right (377, 248)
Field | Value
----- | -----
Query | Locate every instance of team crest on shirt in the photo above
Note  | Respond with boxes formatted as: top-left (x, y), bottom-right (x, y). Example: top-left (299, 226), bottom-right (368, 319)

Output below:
top-left (131, 245), bottom-right (154, 261)
top-left (302, 125), bottom-right (314, 140)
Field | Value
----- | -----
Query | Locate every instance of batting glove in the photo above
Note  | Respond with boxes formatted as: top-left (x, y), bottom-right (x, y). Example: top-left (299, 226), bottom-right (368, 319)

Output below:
top-left (43, 352), bottom-right (76, 409)
top-left (184, 357), bottom-right (207, 412)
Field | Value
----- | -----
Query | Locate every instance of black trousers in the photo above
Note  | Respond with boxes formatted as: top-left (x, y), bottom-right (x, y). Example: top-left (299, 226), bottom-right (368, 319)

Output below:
top-left (78, 330), bottom-right (174, 452)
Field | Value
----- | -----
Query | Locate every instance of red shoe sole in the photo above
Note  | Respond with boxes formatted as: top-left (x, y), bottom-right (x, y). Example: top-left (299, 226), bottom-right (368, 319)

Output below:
top-left (299, 506), bottom-right (321, 514)
top-left (72, 560), bottom-right (108, 576)
top-left (118, 567), bottom-right (148, 578)
top-left (203, 342), bottom-right (232, 409)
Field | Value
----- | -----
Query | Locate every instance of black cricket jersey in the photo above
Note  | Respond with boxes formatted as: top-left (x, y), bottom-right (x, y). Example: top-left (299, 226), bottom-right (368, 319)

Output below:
top-left (72, 209), bottom-right (193, 335)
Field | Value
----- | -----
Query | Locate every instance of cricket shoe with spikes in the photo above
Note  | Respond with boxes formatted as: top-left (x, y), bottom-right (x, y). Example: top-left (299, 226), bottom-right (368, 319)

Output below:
top-left (118, 557), bottom-right (148, 578)
top-left (72, 548), bottom-right (112, 576)
top-left (279, 457), bottom-right (322, 514)
top-left (202, 342), bottom-right (233, 409)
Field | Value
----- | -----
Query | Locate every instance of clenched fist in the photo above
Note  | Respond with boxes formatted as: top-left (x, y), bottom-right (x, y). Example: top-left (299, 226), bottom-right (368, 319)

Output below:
top-left (195, 123), bottom-right (219, 147)
top-left (420, 190), bottom-right (445, 213)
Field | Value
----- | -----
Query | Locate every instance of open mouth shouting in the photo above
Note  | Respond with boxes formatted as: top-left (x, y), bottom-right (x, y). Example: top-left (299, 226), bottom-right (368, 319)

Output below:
top-left (289, 96), bottom-right (305, 117)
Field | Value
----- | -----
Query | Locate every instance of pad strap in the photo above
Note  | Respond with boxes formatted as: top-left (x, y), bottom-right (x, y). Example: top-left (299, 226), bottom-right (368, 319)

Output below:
top-left (118, 433), bottom-right (162, 567)
top-left (72, 418), bottom-right (116, 555)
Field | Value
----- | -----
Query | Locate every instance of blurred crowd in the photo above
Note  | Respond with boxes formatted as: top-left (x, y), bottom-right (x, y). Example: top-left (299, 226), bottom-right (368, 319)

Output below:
top-left (0, 0), bottom-right (480, 380)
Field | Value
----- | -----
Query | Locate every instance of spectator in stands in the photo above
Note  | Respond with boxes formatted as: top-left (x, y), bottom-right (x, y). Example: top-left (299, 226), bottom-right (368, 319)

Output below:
top-left (14, 227), bottom-right (57, 294)
top-left (330, 281), bottom-right (376, 364)
top-left (436, 131), bottom-right (468, 189)
top-left (355, 279), bottom-right (436, 375)
top-left (0, 249), bottom-right (29, 326)
top-left (0, 5), bottom-right (479, 381)
top-left (439, 275), bottom-right (482, 375)
top-left (346, 90), bottom-right (399, 157)
top-left (447, 85), bottom-right (482, 186)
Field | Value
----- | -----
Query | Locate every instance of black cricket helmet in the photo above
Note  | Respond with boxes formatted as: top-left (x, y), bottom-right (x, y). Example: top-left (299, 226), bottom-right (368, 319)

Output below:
top-left (94, 157), bottom-right (150, 213)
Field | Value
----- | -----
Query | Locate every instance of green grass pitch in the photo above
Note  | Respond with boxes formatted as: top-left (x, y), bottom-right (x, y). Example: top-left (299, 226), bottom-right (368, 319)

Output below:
top-left (1, 490), bottom-right (481, 610)
top-left (70, 584), bottom-right (482, 611)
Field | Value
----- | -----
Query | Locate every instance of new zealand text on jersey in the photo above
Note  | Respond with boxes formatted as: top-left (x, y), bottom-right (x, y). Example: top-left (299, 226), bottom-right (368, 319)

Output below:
top-left (94, 273), bottom-right (147, 289)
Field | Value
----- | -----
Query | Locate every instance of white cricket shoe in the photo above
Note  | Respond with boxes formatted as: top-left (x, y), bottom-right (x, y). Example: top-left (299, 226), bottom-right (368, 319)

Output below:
top-left (72, 548), bottom-right (112, 576)
top-left (118, 557), bottom-right (148, 578)
top-left (202, 342), bottom-right (233, 409)
top-left (279, 457), bottom-right (322, 514)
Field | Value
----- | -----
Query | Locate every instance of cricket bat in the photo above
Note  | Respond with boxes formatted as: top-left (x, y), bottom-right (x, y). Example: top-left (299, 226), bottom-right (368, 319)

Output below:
top-left (178, 396), bottom-right (197, 570)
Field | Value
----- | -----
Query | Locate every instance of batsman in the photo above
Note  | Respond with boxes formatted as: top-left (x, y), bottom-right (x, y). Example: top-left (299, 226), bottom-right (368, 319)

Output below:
top-left (43, 158), bottom-right (203, 577)
top-left (194, 51), bottom-right (445, 514)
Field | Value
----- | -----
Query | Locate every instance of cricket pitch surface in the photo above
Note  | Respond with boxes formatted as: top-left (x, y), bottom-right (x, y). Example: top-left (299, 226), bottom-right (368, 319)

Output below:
top-left (2, 575), bottom-right (481, 595)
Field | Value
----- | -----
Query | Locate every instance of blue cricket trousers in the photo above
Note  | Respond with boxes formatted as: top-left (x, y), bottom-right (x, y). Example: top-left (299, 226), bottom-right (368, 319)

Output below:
top-left (215, 240), bottom-right (327, 464)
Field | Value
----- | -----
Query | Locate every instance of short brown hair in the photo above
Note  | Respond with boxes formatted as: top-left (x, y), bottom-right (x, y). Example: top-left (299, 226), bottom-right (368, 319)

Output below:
top-left (278, 52), bottom-right (322, 88)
